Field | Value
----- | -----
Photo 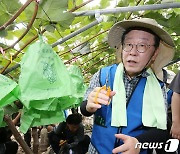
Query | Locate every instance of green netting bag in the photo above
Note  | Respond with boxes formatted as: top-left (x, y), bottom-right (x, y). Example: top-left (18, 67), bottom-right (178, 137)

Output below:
top-left (0, 74), bottom-right (20, 127)
top-left (57, 65), bottom-right (87, 110)
top-left (0, 108), bottom-right (4, 126)
top-left (0, 74), bottom-right (19, 108)
top-left (18, 36), bottom-right (75, 133)
top-left (19, 107), bottom-right (65, 133)
top-left (19, 36), bottom-right (74, 108)
top-left (68, 65), bottom-right (86, 95)
top-left (0, 104), bottom-right (19, 127)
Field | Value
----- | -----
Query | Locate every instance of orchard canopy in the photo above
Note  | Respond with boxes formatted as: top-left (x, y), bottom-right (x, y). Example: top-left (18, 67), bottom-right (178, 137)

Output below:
top-left (0, 0), bottom-right (179, 132)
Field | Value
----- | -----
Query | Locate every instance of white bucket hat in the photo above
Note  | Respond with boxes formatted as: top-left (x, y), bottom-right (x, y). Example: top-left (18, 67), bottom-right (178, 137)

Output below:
top-left (108, 18), bottom-right (175, 80)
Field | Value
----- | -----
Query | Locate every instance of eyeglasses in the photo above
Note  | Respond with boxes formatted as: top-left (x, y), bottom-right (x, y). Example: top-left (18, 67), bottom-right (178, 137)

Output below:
top-left (122, 43), bottom-right (155, 53)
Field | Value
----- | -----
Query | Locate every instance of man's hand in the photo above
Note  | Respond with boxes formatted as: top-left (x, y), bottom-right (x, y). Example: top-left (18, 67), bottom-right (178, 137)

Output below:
top-left (59, 140), bottom-right (67, 146)
top-left (171, 122), bottom-right (180, 140)
top-left (171, 92), bottom-right (180, 140)
top-left (86, 87), bottom-right (116, 113)
top-left (112, 134), bottom-right (140, 154)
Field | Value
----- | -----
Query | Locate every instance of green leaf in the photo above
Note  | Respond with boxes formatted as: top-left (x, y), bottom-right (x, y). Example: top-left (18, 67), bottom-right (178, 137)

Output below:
top-left (100, 0), bottom-right (110, 8)
top-left (45, 24), bottom-right (55, 33)
top-left (68, 0), bottom-right (74, 10)
top-left (90, 68), bottom-right (98, 74)
top-left (168, 13), bottom-right (180, 28)
top-left (22, 2), bottom-right (36, 21)
top-left (13, 28), bottom-right (27, 38)
top-left (74, 0), bottom-right (83, 6)
top-left (15, 11), bottom-right (27, 23)
top-left (0, 10), bottom-right (10, 25)
top-left (40, 0), bottom-right (69, 10)
top-left (0, 0), bottom-right (21, 25)
top-left (0, 29), bottom-right (8, 37)
top-left (2, 0), bottom-right (21, 13)
top-left (38, 0), bottom-right (75, 23)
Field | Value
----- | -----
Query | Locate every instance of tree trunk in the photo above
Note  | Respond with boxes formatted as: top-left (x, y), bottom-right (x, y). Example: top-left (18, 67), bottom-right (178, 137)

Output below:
top-left (4, 115), bottom-right (33, 154)
top-left (32, 127), bottom-right (39, 154)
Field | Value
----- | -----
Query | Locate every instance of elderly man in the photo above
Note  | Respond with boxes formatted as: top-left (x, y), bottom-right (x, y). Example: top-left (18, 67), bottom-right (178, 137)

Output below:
top-left (80, 18), bottom-right (175, 154)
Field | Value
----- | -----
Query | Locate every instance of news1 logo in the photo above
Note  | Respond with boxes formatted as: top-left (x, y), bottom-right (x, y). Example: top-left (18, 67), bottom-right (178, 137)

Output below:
top-left (164, 139), bottom-right (179, 152)
top-left (135, 139), bottom-right (179, 152)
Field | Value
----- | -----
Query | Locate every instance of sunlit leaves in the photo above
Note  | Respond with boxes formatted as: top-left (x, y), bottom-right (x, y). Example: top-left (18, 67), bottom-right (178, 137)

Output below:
top-left (45, 24), bottom-right (55, 33)
top-left (0, 0), bottom-right (21, 25)
top-left (0, 10), bottom-right (10, 26)
top-left (0, 29), bottom-right (7, 37)
top-left (38, 0), bottom-right (75, 24)
top-left (0, 0), bottom-right (179, 81)
top-left (1, 0), bottom-right (21, 14)
top-left (100, 0), bottom-right (110, 9)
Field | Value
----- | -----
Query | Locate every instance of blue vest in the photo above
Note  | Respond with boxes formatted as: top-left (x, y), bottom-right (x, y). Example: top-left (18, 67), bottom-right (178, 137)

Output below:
top-left (91, 64), bottom-right (155, 154)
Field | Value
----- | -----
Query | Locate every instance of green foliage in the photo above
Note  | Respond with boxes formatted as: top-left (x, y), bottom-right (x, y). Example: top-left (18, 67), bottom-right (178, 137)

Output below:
top-left (168, 12), bottom-right (180, 35)
top-left (0, 0), bottom-right (21, 25)
top-left (0, 0), bottom-right (179, 83)
top-left (100, 0), bottom-right (110, 9)
top-left (168, 63), bottom-right (180, 74)
top-left (1, 0), bottom-right (21, 13)
top-left (38, 0), bottom-right (75, 24)
top-left (0, 29), bottom-right (7, 37)
top-left (0, 0), bottom-right (21, 38)
top-left (45, 24), bottom-right (55, 33)
top-left (0, 10), bottom-right (10, 26)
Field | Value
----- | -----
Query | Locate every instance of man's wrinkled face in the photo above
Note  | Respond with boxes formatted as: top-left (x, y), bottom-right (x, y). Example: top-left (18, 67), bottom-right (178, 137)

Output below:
top-left (122, 30), bottom-right (159, 77)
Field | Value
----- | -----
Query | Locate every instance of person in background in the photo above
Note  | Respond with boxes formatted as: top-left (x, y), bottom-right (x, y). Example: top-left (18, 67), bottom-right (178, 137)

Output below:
top-left (169, 71), bottom-right (180, 140)
top-left (48, 113), bottom-right (90, 154)
top-left (80, 18), bottom-right (175, 154)
top-left (161, 69), bottom-right (176, 106)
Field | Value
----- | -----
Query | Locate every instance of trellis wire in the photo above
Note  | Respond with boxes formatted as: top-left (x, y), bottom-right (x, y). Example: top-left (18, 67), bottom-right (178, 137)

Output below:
top-left (52, 2), bottom-right (180, 47)
top-left (73, 2), bottom-right (180, 16)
